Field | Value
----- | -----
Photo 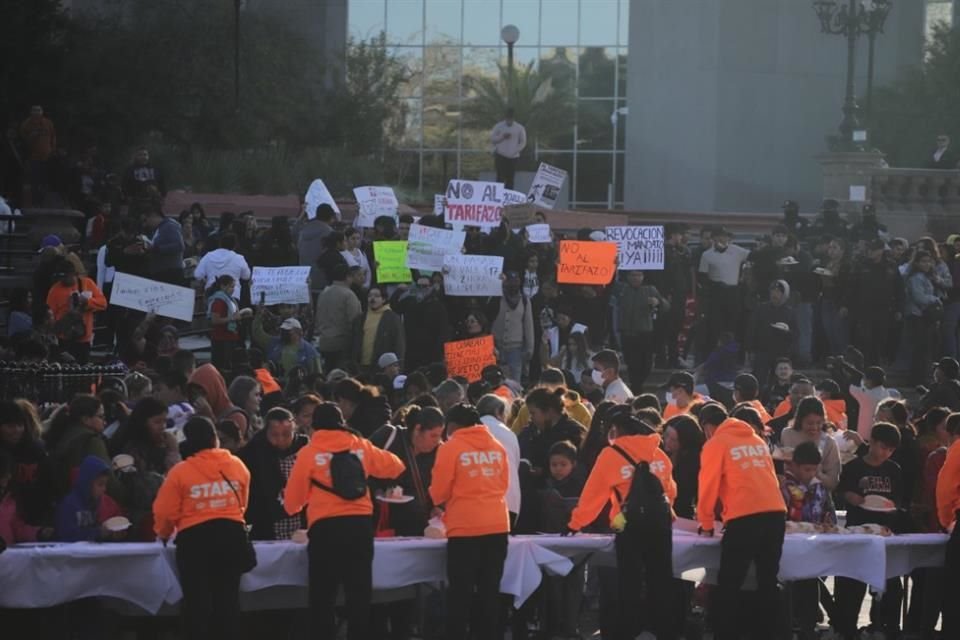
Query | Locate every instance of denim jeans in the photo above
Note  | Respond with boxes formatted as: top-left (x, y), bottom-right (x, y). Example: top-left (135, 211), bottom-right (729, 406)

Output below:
top-left (820, 299), bottom-right (849, 356)
top-left (500, 347), bottom-right (525, 383)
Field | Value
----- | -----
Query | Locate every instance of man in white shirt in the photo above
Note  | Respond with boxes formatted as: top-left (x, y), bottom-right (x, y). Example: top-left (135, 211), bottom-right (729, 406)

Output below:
top-left (193, 232), bottom-right (251, 298)
top-left (591, 349), bottom-right (634, 405)
top-left (849, 366), bottom-right (894, 441)
top-left (698, 227), bottom-right (749, 354)
top-left (477, 394), bottom-right (522, 523)
top-left (490, 108), bottom-right (527, 190)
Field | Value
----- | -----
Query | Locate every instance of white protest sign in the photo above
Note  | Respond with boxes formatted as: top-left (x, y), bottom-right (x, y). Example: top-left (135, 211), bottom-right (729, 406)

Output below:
top-left (434, 194), bottom-right (446, 215)
top-left (605, 226), bottom-right (665, 270)
top-left (443, 254), bottom-right (504, 297)
top-left (502, 189), bottom-right (528, 206)
top-left (526, 223), bottom-right (552, 244)
top-left (304, 178), bottom-right (341, 220)
top-left (445, 179), bottom-right (504, 229)
top-left (406, 224), bottom-right (466, 271)
top-left (353, 186), bottom-right (399, 228)
top-left (110, 272), bottom-right (195, 322)
top-left (251, 266), bottom-right (311, 305)
top-left (527, 162), bottom-right (568, 209)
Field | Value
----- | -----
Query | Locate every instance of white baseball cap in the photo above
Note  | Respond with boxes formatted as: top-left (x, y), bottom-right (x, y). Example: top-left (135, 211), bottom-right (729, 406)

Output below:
top-left (280, 318), bottom-right (302, 331)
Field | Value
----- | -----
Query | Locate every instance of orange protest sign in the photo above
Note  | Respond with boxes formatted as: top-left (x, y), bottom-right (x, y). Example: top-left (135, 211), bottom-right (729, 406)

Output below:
top-left (443, 335), bottom-right (497, 383)
top-left (556, 240), bottom-right (617, 285)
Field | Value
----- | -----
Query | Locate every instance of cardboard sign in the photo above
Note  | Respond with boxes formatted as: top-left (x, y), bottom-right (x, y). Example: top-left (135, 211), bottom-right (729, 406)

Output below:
top-left (526, 223), bottom-right (551, 243)
top-left (304, 178), bottom-right (341, 220)
top-left (433, 194), bottom-right (446, 215)
top-left (374, 241), bottom-right (412, 283)
top-left (502, 203), bottom-right (538, 230)
top-left (353, 186), bottom-right (399, 228)
top-left (444, 335), bottom-right (497, 383)
top-left (445, 179), bottom-right (504, 229)
top-left (110, 272), bottom-right (196, 322)
top-left (406, 224), bottom-right (466, 271)
top-left (443, 254), bottom-right (504, 297)
top-left (604, 226), bottom-right (665, 271)
top-left (528, 162), bottom-right (568, 209)
top-left (251, 266), bottom-right (311, 305)
top-left (556, 240), bottom-right (617, 285)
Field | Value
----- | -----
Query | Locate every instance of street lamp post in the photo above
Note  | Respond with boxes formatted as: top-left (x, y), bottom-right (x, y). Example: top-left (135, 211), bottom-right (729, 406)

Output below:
top-left (234, 0), bottom-right (242, 113)
top-left (812, 0), bottom-right (892, 149)
top-left (501, 24), bottom-right (520, 102)
top-left (862, 1), bottom-right (892, 115)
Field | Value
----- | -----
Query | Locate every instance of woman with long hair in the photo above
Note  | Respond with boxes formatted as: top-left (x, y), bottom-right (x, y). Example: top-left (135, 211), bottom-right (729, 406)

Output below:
top-left (354, 285), bottom-right (405, 374)
top-left (662, 414), bottom-right (705, 519)
top-left (340, 227), bottom-right (371, 289)
top-left (551, 330), bottom-right (594, 382)
top-left (45, 394), bottom-right (113, 497)
top-left (779, 396), bottom-right (841, 490)
top-left (333, 378), bottom-right (391, 438)
top-left (112, 397), bottom-right (180, 475)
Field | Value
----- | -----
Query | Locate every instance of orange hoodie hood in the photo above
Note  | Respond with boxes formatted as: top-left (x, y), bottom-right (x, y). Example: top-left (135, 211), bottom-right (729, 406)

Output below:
top-left (696, 418), bottom-right (785, 532)
top-left (189, 364), bottom-right (232, 416)
top-left (822, 398), bottom-right (848, 429)
top-left (569, 432), bottom-right (677, 531)
top-left (284, 428), bottom-right (404, 527)
top-left (429, 425), bottom-right (510, 538)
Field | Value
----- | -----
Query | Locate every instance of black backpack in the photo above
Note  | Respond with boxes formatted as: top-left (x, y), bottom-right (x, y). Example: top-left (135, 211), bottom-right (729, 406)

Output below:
top-left (311, 450), bottom-right (367, 500)
top-left (611, 445), bottom-right (672, 536)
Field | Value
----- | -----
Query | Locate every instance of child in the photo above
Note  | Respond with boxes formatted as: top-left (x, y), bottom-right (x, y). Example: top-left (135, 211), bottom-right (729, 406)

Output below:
top-left (834, 423), bottom-right (903, 640)
top-left (0, 450), bottom-right (53, 546)
top-left (54, 455), bottom-right (125, 542)
top-left (815, 379), bottom-right (848, 431)
top-left (763, 357), bottom-right (794, 410)
top-left (207, 274), bottom-right (251, 373)
top-left (540, 440), bottom-right (586, 639)
top-left (663, 371), bottom-right (705, 420)
top-left (781, 442), bottom-right (837, 640)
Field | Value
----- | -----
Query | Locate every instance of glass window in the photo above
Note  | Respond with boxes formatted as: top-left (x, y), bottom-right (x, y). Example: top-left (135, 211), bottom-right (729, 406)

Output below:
top-left (540, 0), bottom-right (579, 46)
top-left (511, 46), bottom-right (540, 70)
top-left (425, 0), bottom-right (462, 43)
top-left (390, 150), bottom-right (423, 192)
top-left (578, 47), bottom-right (616, 98)
top-left (461, 150), bottom-right (498, 181)
top-left (463, 0), bottom-right (502, 45)
top-left (502, 0), bottom-right (541, 45)
top-left (619, 0), bottom-right (629, 46)
top-left (391, 47), bottom-right (424, 98)
top-left (349, 0), bottom-right (386, 42)
top-left (463, 47), bottom-right (502, 85)
top-left (423, 47), bottom-right (462, 99)
top-left (397, 98), bottom-right (423, 148)
top-left (577, 99), bottom-right (615, 150)
top-left (423, 99), bottom-right (461, 149)
top-left (574, 152), bottom-right (614, 205)
top-left (579, 0), bottom-right (617, 46)
top-left (421, 151), bottom-right (460, 193)
top-left (614, 151), bottom-right (625, 205)
top-left (533, 152), bottom-right (573, 197)
top-left (614, 99), bottom-right (626, 150)
top-left (616, 49), bottom-right (627, 99)
top-left (386, 0), bottom-right (423, 45)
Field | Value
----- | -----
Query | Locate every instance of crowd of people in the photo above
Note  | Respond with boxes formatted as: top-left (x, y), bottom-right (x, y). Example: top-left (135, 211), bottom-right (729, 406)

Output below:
top-left (4, 119), bottom-right (960, 639)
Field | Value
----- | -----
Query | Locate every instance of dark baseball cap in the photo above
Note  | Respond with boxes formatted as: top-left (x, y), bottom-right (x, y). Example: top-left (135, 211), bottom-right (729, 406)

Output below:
top-left (781, 200), bottom-right (798, 210)
top-left (935, 357), bottom-right (960, 379)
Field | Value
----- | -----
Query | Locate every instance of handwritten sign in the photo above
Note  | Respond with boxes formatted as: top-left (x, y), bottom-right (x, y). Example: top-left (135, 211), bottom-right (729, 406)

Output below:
top-left (502, 189), bottom-right (528, 206)
top-left (251, 266), bottom-right (311, 305)
top-left (406, 224), bottom-right (465, 271)
top-left (374, 241), bottom-right (412, 283)
top-left (528, 162), bottom-right (567, 209)
top-left (110, 272), bottom-right (195, 322)
top-left (304, 178), bottom-right (341, 220)
top-left (443, 254), bottom-right (504, 297)
top-left (502, 203), bottom-right (537, 230)
top-left (526, 223), bottom-right (551, 244)
top-left (353, 186), bottom-right (399, 228)
top-left (433, 194), bottom-right (446, 215)
top-left (444, 335), bottom-right (497, 383)
top-left (604, 226), bottom-right (665, 270)
top-left (445, 179), bottom-right (504, 229)
top-left (556, 241), bottom-right (617, 285)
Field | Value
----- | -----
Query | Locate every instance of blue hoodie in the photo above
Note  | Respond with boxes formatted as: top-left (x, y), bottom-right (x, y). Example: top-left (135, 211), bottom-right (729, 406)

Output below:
top-left (55, 455), bottom-right (111, 542)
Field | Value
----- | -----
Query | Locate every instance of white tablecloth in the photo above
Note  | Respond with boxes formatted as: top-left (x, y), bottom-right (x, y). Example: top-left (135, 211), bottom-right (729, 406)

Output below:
top-left (0, 533), bottom-right (946, 612)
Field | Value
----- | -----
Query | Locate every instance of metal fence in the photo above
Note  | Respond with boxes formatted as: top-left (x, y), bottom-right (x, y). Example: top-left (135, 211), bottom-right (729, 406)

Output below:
top-left (0, 362), bottom-right (128, 405)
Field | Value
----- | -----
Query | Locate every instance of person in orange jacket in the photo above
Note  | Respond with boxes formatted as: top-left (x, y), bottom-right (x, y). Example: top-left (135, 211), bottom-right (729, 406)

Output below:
top-left (46, 256), bottom-right (107, 364)
top-left (429, 403), bottom-right (510, 640)
top-left (936, 429), bottom-right (960, 636)
top-left (816, 378), bottom-right (848, 429)
top-left (697, 417), bottom-right (786, 640)
top-left (152, 417), bottom-right (252, 640)
top-left (733, 373), bottom-right (772, 424)
top-left (663, 371), bottom-right (705, 420)
top-left (568, 412), bottom-right (679, 639)
top-left (283, 402), bottom-right (404, 640)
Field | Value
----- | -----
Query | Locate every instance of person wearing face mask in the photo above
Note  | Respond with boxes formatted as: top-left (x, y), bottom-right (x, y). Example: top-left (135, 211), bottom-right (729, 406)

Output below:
top-left (353, 285), bottom-right (405, 375)
top-left (390, 275), bottom-right (451, 372)
top-left (697, 227), bottom-right (750, 357)
top-left (46, 256), bottom-right (107, 364)
top-left (492, 272), bottom-right (535, 384)
top-left (590, 349), bottom-right (634, 405)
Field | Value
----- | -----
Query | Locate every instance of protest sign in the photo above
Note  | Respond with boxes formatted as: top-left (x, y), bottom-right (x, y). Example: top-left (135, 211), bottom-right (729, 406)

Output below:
top-left (406, 224), bottom-right (465, 271)
top-left (527, 162), bottom-right (568, 209)
top-left (604, 226), bottom-right (665, 270)
top-left (526, 223), bottom-right (551, 244)
top-left (443, 254), bottom-right (503, 297)
top-left (502, 189), bottom-right (528, 206)
top-left (250, 266), bottom-right (311, 305)
top-left (445, 179), bottom-right (504, 229)
top-left (444, 335), bottom-right (497, 382)
top-left (304, 178), bottom-right (341, 220)
top-left (374, 241), bottom-right (412, 283)
top-left (502, 203), bottom-right (538, 230)
top-left (433, 194), bottom-right (446, 215)
top-left (110, 272), bottom-right (195, 322)
top-left (353, 186), bottom-right (399, 228)
top-left (556, 241), bottom-right (617, 285)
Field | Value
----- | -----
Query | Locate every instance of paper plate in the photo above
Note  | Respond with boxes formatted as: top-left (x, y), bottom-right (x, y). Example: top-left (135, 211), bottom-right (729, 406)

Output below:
top-left (861, 495), bottom-right (895, 512)
top-left (112, 454), bottom-right (135, 471)
top-left (103, 516), bottom-right (132, 532)
top-left (377, 495), bottom-right (415, 504)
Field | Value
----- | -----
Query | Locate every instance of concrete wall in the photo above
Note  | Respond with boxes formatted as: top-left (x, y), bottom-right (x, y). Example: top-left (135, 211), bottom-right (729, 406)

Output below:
top-left (624, 0), bottom-right (925, 214)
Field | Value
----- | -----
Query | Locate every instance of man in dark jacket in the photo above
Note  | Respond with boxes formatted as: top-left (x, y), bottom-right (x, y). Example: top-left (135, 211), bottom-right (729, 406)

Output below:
top-left (144, 209), bottom-right (184, 285)
top-left (848, 239), bottom-right (904, 366)
top-left (920, 357), bottom-right (960, 413)
top-left (655, 223), bottom-right (693, 367)
top-left (746, 280), bottom-right (794, 389)
top-left (390, 276), bottom-right (451, 371)
top-left (238, 408), bottom-right (308, 540)
top-left (297, 204), bottom-right (334, 291)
